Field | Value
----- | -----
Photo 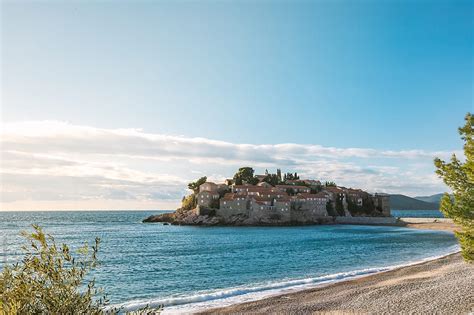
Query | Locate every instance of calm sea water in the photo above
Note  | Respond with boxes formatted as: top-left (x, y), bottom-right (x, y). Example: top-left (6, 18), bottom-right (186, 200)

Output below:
top-left (391, 209), bottom-right (444, 218)
top-left (0, 211), bottom-right (457, 313)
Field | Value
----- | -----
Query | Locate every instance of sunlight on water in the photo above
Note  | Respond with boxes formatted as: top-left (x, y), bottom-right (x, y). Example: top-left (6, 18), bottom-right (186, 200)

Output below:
top-left (0, 211), bottom-right (458, 310)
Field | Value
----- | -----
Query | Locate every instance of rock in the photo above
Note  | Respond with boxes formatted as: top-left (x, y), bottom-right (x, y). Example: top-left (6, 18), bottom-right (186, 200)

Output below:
top-left (143, 208), bottom-right (383, 227)
top-left (142, 212), bottom-right (176, 223)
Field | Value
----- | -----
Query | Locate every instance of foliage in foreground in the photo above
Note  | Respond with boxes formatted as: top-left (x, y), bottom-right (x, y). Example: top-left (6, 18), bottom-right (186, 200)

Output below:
top-left (434, 113), bottom-right (474, 262)
top-left (0, 225), bottom-right (110, 314)
top-left (0, 226), bottom-right (162, 314)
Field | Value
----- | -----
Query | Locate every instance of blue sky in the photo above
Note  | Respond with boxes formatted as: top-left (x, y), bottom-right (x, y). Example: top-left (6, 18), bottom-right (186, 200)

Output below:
top-left (1, 0), bottom-right (472, 210)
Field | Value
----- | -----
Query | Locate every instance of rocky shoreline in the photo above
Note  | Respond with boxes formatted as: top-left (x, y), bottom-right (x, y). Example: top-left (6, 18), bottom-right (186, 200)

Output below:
top-left (142, 208), bottom-right (395, 226)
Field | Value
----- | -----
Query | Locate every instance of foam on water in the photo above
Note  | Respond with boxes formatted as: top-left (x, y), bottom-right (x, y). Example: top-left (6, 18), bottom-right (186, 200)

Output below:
top-left (115, 244), bottom-right (460, 314)
top-left (0, 211), bottom-right (460, 314)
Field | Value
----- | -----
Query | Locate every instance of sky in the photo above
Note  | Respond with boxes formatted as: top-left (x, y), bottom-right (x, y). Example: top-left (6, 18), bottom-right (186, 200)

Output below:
top-left (1, 0), bottom-right (473, 210)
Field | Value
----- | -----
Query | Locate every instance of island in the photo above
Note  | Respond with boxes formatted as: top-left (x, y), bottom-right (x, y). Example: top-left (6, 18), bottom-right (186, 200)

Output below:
top-left (143, 167), bottom-right (391, 225)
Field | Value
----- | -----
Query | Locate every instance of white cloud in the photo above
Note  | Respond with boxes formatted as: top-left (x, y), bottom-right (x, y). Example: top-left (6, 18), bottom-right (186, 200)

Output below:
top-left (1, 120), bottom-right (454, 210)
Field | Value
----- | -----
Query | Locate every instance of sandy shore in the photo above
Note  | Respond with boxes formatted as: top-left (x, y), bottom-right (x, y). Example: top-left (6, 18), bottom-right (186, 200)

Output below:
top-left (396, 218), bottom-right (461, 233)
top-left (200, 222), bottom-right (473, 315)
top-left (201, 253), bottom-right (473, 314)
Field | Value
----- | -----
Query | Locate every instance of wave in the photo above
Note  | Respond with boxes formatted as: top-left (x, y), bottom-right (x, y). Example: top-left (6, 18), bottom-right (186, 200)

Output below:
top-left (112, 245), bottom-right (460, 314)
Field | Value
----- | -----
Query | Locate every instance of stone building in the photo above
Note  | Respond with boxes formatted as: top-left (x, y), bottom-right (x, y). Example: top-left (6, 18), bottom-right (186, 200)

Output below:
top-left (256, 181), bottom-right (273, 188)
top-left (373, 193), bottom-right (391, 216)
top-left (219, 193), bottom-right (249, 218)
top-left (274, 197), bottom-right (292, 221)
top-left (249, 196), bottom-right (291, 222)
top-left (275, 185), bottom-right (311, 194)
top-left (344, 188), bottom-right (369, 207)
top-left (194, 176), bottom-right (391, 222)
top-left (199, 182), bottom-right (218, 193)
top-left (303, 179), bottom-right (322, 187)
top-left (291, 192), bottom-right (328, 219)
top-left (197, 190), bottom-right (220, 207)
top-left (255, 174), bottom-right (268, 182)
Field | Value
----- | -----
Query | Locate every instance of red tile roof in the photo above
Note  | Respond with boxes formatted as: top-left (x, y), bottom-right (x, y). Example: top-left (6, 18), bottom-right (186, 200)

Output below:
top-left (276, 185), bottom-right (310, 190)
top-left (298, 193), bottom-right (328, 199)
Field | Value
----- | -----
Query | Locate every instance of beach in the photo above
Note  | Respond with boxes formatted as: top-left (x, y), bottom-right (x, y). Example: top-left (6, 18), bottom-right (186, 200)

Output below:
top-left (201, 221), bottom-right (473, 315)
top-left (201, 253), bottom-right (473, 314)
top-left (397, 217), bottom-right (461, 233)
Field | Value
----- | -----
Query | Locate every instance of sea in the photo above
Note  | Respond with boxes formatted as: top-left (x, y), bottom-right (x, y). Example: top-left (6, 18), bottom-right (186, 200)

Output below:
top-left (0, 210), bottom-right (457, 313)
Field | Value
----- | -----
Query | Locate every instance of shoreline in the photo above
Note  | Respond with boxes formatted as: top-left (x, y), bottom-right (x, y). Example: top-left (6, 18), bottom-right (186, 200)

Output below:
top-left (118, 219), bottom-right (466, 314)
top-left (197, 251), bottom-right (472, 315)
top-left (395, 217), bottom-right (460, 232)
top-left (122, 247), bottom-right (460, 314)
top-left (187, 218), bottom-right (464, 314)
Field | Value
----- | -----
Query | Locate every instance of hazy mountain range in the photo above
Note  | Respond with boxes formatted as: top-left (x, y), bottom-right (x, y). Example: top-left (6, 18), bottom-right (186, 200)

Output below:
top-left (389, 193), bottom-right (446, 210)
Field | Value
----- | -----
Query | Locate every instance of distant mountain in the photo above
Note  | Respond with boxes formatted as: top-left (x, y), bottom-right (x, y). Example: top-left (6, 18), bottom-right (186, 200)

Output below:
top-left (414, 193), bottom-right (445, 205)
top-left (389, 194), bottom-right (439, 210)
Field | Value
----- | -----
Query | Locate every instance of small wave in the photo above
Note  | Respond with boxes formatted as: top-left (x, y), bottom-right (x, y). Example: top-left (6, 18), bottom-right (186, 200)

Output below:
top-left (113, 245), bottom-right (460, 314)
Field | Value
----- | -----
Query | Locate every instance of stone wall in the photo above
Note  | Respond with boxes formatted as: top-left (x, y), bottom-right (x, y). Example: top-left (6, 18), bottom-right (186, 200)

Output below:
top-left (249, 203), bottom-right (291, 223)
top-left (274, 201), bottom-right (291, 222)
top-left (334, 216), bottom-right (398, 225)
top-left (195, 205), bottom-right (214, 216)
top-left (217, 200), bottom-right (249, 219)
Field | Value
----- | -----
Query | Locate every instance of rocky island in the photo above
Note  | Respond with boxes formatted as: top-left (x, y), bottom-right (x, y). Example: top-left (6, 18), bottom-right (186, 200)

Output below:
top-left (143, 167), bottom-right (391, 226)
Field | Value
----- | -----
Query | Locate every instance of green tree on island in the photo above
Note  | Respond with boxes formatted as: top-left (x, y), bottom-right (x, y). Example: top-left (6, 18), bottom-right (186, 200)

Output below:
top-left (263, 173), bottom-right (282, 186)
top-left (187, 176), bottom-right (207, 193)
top-left (233, 167), bottom-right (258, 185)
top-left (434, 113), bottom-right (473, 262)
top-left (276, 168), bottom-right (282, 182)
top-left (181, 194), bottom-right (197, 211)
top-left (283, 172), bottom-right (299, 181)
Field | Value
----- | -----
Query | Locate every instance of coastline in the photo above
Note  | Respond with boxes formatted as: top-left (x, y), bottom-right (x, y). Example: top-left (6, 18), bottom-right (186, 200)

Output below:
top-left (194, 221), bottom-right (471, 315)
top-left (197, 251), bottom-right (472, 315)
top-left (114, 219), bottom-right (465, 314)
top-left (395, 217), bottom-right (460, 232)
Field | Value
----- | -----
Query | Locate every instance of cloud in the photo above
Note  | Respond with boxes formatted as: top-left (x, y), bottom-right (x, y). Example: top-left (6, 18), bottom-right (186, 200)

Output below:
top-left (2, 121), bottom-right (458, 161)
top-left (1, 120), bottom-right (454, 210)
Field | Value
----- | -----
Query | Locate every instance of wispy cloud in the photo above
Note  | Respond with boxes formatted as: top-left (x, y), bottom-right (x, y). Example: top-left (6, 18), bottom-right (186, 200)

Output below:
top-left (1, 121), bottom-right (453, 210)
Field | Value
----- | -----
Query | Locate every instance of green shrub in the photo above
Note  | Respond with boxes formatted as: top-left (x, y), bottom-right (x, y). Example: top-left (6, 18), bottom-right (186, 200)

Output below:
top-left (0, 226), bottom-right (162, 314)
top-left (0, 225), bottom-right (111, 314)
top-left (435, 113), bottom-right (474, 262)
top-left (181, 194), bottom-right (197, 210)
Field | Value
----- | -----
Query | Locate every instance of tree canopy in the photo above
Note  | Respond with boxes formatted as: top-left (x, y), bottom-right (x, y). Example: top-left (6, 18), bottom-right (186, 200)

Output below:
top-left (187, 176), bottom-right (207, 193)
top-left (233, 167), bottom-right (258, 185)
top-left (283, 172), bottom-right (299, 181)
top-left (434, 113), bottom-right (473, 262)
